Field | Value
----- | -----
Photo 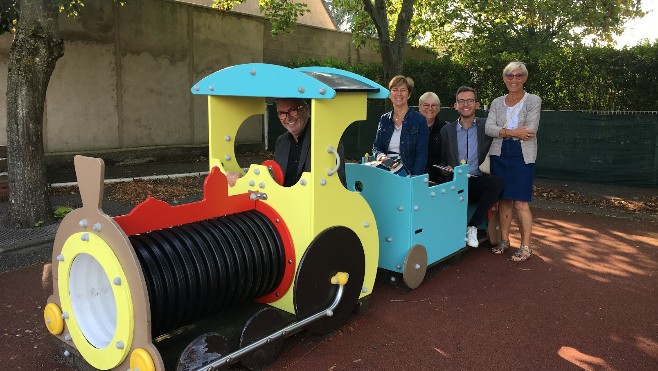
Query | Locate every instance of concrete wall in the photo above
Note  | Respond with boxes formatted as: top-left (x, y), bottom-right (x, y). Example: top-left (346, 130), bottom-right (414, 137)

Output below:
top-left (0, 0), bottom-right (433, 156)
top-left (263, 25), bottom-right (382, 65)
top-left (181, 0), bottom-right (337, 30)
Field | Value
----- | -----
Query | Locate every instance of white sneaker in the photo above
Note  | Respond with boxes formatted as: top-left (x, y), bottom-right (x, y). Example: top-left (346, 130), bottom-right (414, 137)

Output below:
top-left (466, 226), bottom-right (479, 248)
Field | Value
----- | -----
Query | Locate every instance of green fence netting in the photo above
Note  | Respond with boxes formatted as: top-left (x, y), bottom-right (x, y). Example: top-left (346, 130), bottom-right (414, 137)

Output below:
top-left (534, 110), bottom-right (658, 187)
top-left (266, 104), bottom-right (658, 188)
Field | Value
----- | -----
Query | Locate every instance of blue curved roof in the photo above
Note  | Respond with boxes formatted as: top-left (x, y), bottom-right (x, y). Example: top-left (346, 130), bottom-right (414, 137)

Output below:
top-left (191, 63), bottom-right (389, 99)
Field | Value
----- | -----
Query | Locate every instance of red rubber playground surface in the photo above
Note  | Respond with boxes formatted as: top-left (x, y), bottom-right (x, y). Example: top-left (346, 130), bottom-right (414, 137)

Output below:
top-left (2, 207), bottom-right (657, 370)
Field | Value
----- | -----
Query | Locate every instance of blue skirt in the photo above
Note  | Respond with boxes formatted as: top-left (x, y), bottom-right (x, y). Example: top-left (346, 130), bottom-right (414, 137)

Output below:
top-left (490, 140), bottom-right (535, 201)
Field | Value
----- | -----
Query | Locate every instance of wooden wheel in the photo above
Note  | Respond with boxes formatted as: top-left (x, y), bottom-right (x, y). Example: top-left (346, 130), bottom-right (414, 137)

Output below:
top-left (487, 206), bottom-right (502, 246)
top-left (402, 244), bottom-right (427, 289)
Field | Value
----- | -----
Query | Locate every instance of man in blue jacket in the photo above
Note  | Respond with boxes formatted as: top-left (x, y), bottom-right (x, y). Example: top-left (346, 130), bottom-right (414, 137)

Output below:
top-left (440, 86), bottom-right (503, 248)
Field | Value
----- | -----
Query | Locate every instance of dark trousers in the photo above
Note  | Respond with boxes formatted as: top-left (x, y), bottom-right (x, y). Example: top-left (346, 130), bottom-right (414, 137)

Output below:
top-left (468, 174), bottom-right (504, 227)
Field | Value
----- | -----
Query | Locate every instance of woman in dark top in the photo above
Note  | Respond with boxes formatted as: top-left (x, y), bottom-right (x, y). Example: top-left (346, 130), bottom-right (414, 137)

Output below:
top-left (372, 75), bottom-right (428, 176)
top-left (419, 91), bottom-right (448, 183)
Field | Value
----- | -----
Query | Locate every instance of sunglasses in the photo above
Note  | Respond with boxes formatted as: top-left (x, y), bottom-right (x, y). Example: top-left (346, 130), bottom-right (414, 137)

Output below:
top-left (505, 73), bottom-right (526, 80)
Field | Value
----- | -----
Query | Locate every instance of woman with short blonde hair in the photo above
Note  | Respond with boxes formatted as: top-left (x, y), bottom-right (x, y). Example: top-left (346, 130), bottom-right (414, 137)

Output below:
top-left (485, 61), bottom-right (542, 261)
top-left (371, 75), bottom-right (428, 176)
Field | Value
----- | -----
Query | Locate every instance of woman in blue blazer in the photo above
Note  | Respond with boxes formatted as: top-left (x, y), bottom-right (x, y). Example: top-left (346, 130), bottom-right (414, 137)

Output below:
top-left (372, 75), bottom-right (428, 176)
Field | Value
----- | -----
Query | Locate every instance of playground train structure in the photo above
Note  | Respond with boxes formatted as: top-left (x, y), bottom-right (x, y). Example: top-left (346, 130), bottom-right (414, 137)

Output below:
top-left (43, 63), bottom-right (499, 370)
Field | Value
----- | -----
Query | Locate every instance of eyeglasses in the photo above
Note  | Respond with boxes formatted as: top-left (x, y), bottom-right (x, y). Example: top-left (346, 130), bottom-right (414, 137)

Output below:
top-left (456, 99), bottom-right (476, 105)
top-left (390, 88), bottom-right (409, 94)
top-left (277, 105), bottom-right (305, 119)
top-left (505, 73), bottom-right (526, 80)
top-left (421, 103), bottom-right (439, 109)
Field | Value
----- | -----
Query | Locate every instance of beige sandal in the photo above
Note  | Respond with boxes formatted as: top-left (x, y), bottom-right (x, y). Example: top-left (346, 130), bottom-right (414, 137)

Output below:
top-left (491, 240), bottom-right (510, 254)
top-left (511, 245), bottom-right (533, 261)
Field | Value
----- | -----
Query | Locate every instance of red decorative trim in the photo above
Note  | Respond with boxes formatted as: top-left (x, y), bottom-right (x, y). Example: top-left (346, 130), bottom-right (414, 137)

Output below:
top-left (253, 202), bottom-right (295, 304)
top-left (114, 167), bottom-right (255, 236)
top-left (262, 160), bottom-right (284, 186)
top-left (113, 166), bottom-right (294, 304)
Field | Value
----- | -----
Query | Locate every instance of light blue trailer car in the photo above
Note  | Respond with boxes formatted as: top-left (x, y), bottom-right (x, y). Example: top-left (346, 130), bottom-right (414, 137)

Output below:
top-left (346, 163), bottom-right (473, 289)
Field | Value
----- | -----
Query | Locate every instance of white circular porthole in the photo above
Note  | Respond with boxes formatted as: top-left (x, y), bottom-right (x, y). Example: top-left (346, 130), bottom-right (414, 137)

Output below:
top-left (69, 253), bottom-right (117, 349)
top-left (58, 232), bottom-right (133, 369)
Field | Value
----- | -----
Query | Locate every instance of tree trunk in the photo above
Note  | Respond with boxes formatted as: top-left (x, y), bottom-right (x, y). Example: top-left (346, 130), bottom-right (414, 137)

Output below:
top-left (4, 0), bottom-right (63, 228)
top-left (362, 0), bottom-right (415, 109)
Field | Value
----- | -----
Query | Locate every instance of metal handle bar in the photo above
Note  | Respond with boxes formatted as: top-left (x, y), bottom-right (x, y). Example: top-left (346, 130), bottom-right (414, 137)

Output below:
top-left (196, 272), bottom-right (349, 371)
top-left (327, 145), bottom-right (341, 176)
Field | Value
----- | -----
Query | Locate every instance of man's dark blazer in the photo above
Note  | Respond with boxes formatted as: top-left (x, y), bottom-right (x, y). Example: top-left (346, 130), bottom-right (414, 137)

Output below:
top-left (274, 125), bottom-right (346, 186)
top-left (439, 117), bottom-right (492, 167)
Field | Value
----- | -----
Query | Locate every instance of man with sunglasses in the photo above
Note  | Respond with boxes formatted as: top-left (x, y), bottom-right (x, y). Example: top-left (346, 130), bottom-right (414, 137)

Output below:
top-left (439, 86), bottom-right (503, 248)
top-left (227, 98), bottom-right (345, 187)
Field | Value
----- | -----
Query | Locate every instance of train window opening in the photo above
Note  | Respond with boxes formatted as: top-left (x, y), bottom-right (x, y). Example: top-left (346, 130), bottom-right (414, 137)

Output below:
top-left (458, 189), bottom-right (464, 194)
top-left (354, 181), bottom-right (364, 192)
top-left (414, 229), bottom-right (423, 234)
top-left (233, 114), bottom-right (266, 170)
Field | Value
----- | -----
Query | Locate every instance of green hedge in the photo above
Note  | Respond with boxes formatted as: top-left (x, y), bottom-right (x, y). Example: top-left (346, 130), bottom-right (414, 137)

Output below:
top-left (287, 42), bottom-right (658, 111)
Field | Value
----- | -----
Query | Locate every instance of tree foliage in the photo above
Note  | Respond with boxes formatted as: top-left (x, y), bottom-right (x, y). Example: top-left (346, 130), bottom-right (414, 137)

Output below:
top-left (325, 0), bottom-right (647, 59)
top-left (0, 1), bottom-right (18, 33)
top-left (328, 0), bottom-right (377, 44)
top-left (415, 0), bottom-right (646, 59)
top-left (213, 0), bottom-right (309, 34)
top-left (328, 0), bottom-right (440, 49)
top-left (323, 0), bottom-right (357, 30)
top-left (286, 41), bottom-right (658, 111)
top-left (321, 0), bottom-right (648, 111)
top-left (1, 1), bottom-right (128, 35)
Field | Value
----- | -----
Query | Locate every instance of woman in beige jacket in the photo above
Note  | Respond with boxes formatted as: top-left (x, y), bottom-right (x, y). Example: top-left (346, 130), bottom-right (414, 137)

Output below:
top-left (485, 61), bottom-right (542, 262)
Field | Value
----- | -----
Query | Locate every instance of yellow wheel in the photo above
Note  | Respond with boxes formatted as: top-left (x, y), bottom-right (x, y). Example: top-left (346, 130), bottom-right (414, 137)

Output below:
top-left (330, 272), bottom-right (349, 286)
top-left (44, 303), bottom-right (64, 335)
top-left (130, 348), bottom-right (156, 371)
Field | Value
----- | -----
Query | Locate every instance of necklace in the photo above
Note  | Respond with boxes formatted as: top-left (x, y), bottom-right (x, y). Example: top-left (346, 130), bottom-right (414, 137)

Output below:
top-left (393, 110), bottom-right (407, 122)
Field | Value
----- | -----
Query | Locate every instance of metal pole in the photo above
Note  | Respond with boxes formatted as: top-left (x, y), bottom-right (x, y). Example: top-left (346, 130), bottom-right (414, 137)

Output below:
top-left (196, 273), bottom-right (349, 371)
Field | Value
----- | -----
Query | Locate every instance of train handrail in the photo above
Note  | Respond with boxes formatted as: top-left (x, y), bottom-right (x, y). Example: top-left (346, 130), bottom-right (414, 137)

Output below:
top-left (326, 145), bottom-right (341, 176)
top-left (196, 272), bottom-right (350, 371)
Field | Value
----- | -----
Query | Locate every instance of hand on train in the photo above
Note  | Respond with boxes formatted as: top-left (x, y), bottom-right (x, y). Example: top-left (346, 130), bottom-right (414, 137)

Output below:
top-left (226, 171), bottom-right (243, 187)
top-left (439, 165), bottom-right (453, 174)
